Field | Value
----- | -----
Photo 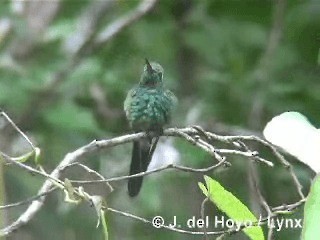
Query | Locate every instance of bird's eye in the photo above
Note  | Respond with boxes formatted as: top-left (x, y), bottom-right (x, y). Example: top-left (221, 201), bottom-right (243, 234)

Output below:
top-left (158, 72), bottom-right (163, 79)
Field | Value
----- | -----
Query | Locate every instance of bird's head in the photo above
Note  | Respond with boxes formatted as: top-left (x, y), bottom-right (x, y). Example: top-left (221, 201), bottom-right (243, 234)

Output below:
top-left (140, 59), bottom-right (164, 88)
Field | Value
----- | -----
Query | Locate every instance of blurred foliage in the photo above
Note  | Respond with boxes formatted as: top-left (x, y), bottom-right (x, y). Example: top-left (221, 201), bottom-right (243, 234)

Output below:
top-left (0, 0), bottom-right (319, 239)
top-left (302, 174), bottom-right (320, 239)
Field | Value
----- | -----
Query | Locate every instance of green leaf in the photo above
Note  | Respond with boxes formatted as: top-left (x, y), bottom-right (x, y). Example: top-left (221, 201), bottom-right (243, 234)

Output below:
top-left (5, 147), bottom-right (41, 164)
top-left (198, 182), bottom-right (208, 197)
top-left (101, 209), bottom-right (109, 240)
top-left (90, 196), bottom-right (104, 228)
top-left (63, 178), bottom-right (81, 204)
top-left (11, 150), bottom-right (35, 163)
top-left (318, 48), bottom-right (320, 66)
top-left (199, 175), bottom-right (265, 240)
top-left (34, 147), bottom-right (41, 165)
top-left (302, 174), bottom-right (320, 239)
top-left (90, 195), bottom-right (108, 240)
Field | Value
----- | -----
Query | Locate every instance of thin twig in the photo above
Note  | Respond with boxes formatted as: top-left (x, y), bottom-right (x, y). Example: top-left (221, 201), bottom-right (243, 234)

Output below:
top-left (200, 198), bottom-right (209, 240)
top-left (215, 149), bottom-right (273, 167)
top-left (0, 152), bottom-right (63, 186)
top-left (65, 163), bottom-right (113, 192)
top-left (69, 161), bottom-right (227, 185)
top-left (107, 197), bottom-right (303, 237)
top-left (94, 0), bottom-right (158, 47)
top-left (216, 134), bottom-right (305, 199)
top-left (0, 187), bottom-right (57, 210)
top-left (0, 111), bottom-right (35, 149)
top-left (0, 126), bottom-right (305, 236)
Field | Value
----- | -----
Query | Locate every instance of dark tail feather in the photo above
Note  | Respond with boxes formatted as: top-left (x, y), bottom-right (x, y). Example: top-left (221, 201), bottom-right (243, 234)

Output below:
top-left (128, 139), bottom-right (151, 197)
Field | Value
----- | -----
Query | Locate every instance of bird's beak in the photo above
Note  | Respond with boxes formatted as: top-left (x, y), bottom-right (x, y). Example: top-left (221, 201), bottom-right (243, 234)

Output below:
top-left (145, 58), bottom-right (153, 73)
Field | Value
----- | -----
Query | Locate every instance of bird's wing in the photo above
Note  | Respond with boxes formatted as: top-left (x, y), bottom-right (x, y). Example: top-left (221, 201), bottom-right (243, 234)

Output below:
top-left (124, 88), bottom-right (136, 114)
top-left (165, 89), bottom-right (178, 108)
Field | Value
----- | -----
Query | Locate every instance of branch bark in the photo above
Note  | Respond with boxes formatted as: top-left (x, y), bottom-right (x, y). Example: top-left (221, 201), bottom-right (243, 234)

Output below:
top-left (0, 126), bottom-right (303, 236)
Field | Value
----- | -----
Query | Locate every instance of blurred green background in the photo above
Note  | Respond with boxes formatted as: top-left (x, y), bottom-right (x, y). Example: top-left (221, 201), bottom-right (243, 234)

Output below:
top-left (0, 0), bottom-right (319, 239)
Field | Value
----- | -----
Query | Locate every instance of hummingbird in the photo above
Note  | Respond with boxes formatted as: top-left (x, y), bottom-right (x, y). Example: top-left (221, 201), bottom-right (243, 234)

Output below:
top-left (124, 59), bottom-right (177, 197)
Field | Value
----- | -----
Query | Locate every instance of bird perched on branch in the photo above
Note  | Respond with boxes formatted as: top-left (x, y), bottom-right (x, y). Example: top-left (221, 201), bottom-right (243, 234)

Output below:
top-left (124, 59), bottom-right (177, 197)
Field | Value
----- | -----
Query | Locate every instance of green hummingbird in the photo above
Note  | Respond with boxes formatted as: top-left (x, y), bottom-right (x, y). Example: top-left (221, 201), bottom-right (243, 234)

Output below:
top-left (124, 59), bottom-right (177, 197)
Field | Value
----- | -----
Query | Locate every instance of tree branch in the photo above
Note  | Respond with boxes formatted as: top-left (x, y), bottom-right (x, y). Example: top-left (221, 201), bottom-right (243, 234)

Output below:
top-left (94, 0), bottom-right (158, 48)
top-left (0, 125), bottom-right (303, 236)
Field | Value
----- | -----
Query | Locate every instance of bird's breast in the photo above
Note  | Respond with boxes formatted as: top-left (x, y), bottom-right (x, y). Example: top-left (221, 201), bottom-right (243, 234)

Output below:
top-left (127, 88), bottom-right (173, 130)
